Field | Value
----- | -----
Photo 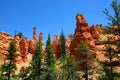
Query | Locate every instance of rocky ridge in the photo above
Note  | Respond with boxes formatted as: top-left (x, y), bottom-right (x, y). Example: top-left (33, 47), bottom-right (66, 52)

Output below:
top-left (0, 13), bottom-right (119, 65)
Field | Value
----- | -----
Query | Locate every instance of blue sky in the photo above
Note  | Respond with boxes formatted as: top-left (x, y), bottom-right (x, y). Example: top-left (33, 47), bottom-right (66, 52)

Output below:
top-left (0, 0), bottom-right (115, 43)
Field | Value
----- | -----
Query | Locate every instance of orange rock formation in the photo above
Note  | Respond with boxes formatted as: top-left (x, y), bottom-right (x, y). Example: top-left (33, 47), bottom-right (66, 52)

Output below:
top-left (90, 25), bottom-right (100, 39)
top-left (52, 34), bottom-right (59, 59)
top-left (19, 37), bottom-right (28, 62)
top-left (28, 27), bottom-right (37, 54)
top-left (0, 32), bottom-right (12, 56)
top-left (39, 32), bottom-right (45, 50)
top-left (70, 13), bottom-right (95, 57)
top-left (0, 13), bottom-right (119, 66)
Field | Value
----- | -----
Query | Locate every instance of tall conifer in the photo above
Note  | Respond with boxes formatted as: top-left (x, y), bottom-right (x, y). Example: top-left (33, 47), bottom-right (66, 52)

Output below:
top-left (45, 34), bottom-right (56, 80)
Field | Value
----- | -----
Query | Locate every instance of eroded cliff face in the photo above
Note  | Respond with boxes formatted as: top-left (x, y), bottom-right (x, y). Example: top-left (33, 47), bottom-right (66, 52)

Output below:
top-left (0, 32), bottom-right (12, 56)
top-left (0, 13), bottom-right (119, 65)
top-left (28, 38), bottom-right (36, 54)
top-left (19, 37), bottom-right (29, 62)
top-left (0, 32), bottom-right (28, 63)
top-left (69, 13), bottom-right (120, 66)
top-left (13, 35), bottom-right (29, 63)
top-left (70, 13), bottom-right (95, 57)
top-left (0, 27), bottom-right (36, 63)
top-left (0, 27), bottom-right (45, 63)
top-left (90, 25), bottom-right (100, 39)
top-left (14, 35), bottom-right (21, 63)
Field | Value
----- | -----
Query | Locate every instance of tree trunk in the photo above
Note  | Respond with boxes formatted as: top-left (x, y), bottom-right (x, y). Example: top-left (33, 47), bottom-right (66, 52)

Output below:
top-left (8, 60), bottom-right (11, 80)
top-left (109, 51), bottom-right (114, 80)
top-left (85, 62), bottom-right (88, 80)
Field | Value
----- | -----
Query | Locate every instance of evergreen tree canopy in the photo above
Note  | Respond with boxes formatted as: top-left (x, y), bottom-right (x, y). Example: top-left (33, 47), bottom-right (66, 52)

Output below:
top-left (45, 34), bottom-right (56, 80)
top-left (29, 41), bottom-right (43, 80)
top-left (46, 34), bottom-right (56, 66)
top-left (59, 30), bottom-right (66, 57)
top-left (0, 40), bottom-right (17, 80)
top-left (103, 0), bottom-right (120, 34)
top-left (98, 0), bottom-right (120, 80)
top-left (7, 40), bottom-right (17, 60)
top-left (18, 32), bottom-right (23, 38)
top-left (76, 41), bottom-right (94, 80)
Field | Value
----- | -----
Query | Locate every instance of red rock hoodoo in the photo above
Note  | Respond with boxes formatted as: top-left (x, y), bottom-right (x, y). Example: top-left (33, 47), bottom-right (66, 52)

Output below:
top-left (70, 13), bottom-right (95, 57)
top-left (19, 37), bottom-right (28, 62)
top-left (52, 34), bottom-right (59, 59)
top-left (28, 27), bottom-right (37, 54)
top-left (39, 32), bottom-right (45, 51)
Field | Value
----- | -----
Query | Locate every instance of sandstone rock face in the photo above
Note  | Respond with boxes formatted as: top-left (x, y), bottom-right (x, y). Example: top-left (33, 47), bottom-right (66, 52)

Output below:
top-left (96, 24), bottom-right (102, 33)
top-left (13, 35), bottom-right (29, 63)
top-left (14, 35), bottom-right (21, 55)
top-left (70, 13), bottom-right (95, 56)
top-left (33, 27), bottom-right (36, 40)
top-left (52, 34), bottom-right (59, 59)
top-left (0, 32), bottom-right (12, 55)
top-left (0, 32), bottom-right (29, 63)
top-left (14, 35), bottom-right (22, 63)
top-left (66, 35), bottom-right (71, 49)
top-left (39, 32), bottom-right (45, 51)
top-left (90, 25), bottom-right (100, 39)
top-left (28, 38), bottom-right (36, 54)
top-left (28, 27), bottom-right (37, 54)
top-left (19, 37), bottom-right (28, 62)
top-left (0, 27), bottom-right (45, 64)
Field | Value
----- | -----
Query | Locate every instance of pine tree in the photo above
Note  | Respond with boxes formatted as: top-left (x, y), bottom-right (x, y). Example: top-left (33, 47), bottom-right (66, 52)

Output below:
top-left (58, 30), bottom-right (66, 58)
top-left (0, 40), bottom-right (17, 80)
top-left (98, 0), bottom-right (120, 80)
top-left (18, 32), bottom-right (23, 38)
top-left (57, 54), bottom-right (80, 80)
top-left (0, 58), bottom-right (8, 80)
top-left (103, 0), bottom-right (120, 34)
top-left (45, 34), bottom-right (56, 80)
top-left (18, 66), bottom-right (31, 80)
top-left (29, 41), bottom-right (43, 80)
top-left (76, 41), bottom-right (94, 80)
top-left (98, 36), bottom-right (120, 80)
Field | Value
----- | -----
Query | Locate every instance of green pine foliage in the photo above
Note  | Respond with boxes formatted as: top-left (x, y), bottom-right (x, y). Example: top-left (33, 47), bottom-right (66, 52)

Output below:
top-left (98, 37), bottom-right (120, 80)
top-left (45, 34), bottom-right (56, 80)
top-left (58, 30), bottom-right (66, 58)
top-left (7, 40), bottom-right (17, 60)
top-left (98, 0), bottom-right (120, 80)
top-left (18, 66), bottom-right (31, 80)
top-left (29, 41), bottom-right (44, 80)
top-left (18, 32), bottom-right (23, 38)
top-left (103, 0), bottom-right (120, 34)
top-left (57, 55), bottom-right (80, 80)
top-left (75, 41), bottom-right (94, 80)
top-left (0, 40), bottom-right (17, 80)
